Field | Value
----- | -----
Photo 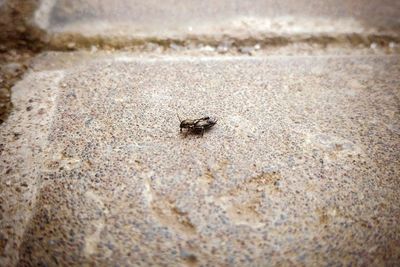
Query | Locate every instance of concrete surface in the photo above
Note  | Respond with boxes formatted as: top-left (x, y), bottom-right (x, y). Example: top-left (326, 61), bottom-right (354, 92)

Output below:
top-left (1, 1), bottom-right (400, 266)
top-left (1, 52), bottom-right (399, 266)
top-left (36, 0), bottom-right (400, 36)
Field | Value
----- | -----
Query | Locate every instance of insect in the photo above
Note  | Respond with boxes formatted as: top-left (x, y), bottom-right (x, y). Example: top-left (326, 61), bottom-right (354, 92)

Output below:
top-left (177, 114), bottom-right (217, 136)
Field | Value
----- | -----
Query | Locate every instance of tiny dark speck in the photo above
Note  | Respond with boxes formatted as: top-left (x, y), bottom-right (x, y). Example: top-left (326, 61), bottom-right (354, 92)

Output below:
top-left (67, 92), bottom-right (77, 98)
top-left (106, 242), bottom-right (114, 250)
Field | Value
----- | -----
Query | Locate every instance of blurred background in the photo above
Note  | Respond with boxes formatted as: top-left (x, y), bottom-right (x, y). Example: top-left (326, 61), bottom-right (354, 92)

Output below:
top-left (1, 0), bottom-right (399, 123)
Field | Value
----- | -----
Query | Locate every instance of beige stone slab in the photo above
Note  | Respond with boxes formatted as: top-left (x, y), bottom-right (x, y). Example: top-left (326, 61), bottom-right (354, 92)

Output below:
top-left (1, 53), bottom-right (400, 266)
top-left (35, 0), bottom-right (400, 38)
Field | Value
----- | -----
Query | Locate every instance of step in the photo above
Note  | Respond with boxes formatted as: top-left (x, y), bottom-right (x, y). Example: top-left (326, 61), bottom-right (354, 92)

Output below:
top-left (1, 52), bottom-right (399, 266)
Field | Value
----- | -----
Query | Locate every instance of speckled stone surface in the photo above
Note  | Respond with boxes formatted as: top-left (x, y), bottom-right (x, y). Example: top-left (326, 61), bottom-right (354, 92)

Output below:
top-left (1, 53), bottom-right (400, 266)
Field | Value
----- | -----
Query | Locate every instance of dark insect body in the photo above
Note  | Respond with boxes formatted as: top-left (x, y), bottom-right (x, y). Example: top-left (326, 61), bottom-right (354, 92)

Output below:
top-left (178, 115), bottom-right (217, 136)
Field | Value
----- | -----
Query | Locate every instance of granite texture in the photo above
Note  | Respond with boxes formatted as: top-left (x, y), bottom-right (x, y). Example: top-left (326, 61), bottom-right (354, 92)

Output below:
top-left (1, 53), bottom-right (399, 266)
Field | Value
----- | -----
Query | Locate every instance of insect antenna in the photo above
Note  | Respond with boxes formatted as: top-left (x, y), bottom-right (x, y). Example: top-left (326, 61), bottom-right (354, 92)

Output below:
top-left (176, 112), bottom-right (182, 122)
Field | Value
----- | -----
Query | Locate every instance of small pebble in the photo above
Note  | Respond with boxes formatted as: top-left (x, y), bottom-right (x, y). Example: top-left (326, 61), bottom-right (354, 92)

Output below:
top-left (239, 46), bottom-right (254, 55)
top-left (67, 42), bottom-right (76, 49)
top-left (217, 44), bottom-right (229, 53)
top-left (170, 43), bottom-right (182, 51)
top-left (389, 42), bottom-right (396, 49)
top-left (200, 45), bottom-right (215, 52)
top-left (90, 45), bottom-right (98, 53)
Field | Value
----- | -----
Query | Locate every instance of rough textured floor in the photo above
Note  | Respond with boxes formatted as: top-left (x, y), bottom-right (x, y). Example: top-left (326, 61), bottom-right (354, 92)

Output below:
top-left (1, 53), bottom-right (399, 266)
